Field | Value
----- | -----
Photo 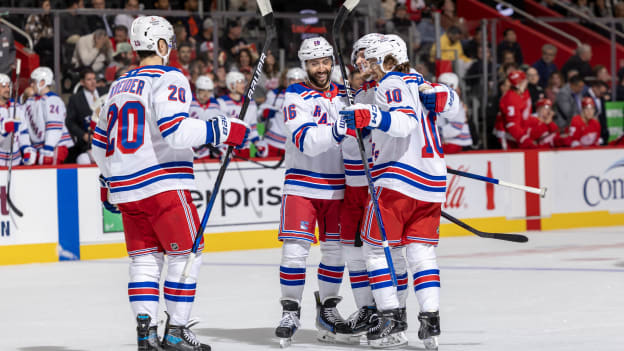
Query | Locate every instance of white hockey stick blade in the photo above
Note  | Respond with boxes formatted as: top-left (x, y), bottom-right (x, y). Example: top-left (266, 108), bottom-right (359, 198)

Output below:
top-left (343, 0), bottom-right (360, 11)
top-left (257, 0), bottom-right (273, 16)
top-left (498, 180), bottom-right (547, 197)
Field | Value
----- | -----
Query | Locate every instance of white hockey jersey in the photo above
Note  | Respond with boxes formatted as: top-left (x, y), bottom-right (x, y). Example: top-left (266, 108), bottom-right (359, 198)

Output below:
top-left (370, 72), bottom-right (449, 203)
top-left (92, 65), bottom-right (214, 204)
top-left (217, 94), bottom-right (259, 145)
top-left (258, 88), bottom-right (287, 149)
top-left (189, 97), bottom-right (222, 121)
top-left (342, 80), bottom-right (376, 187)
top-left (23, 91), bottom-right (74, 154)
top-left (283, 82), bottom-right (348, 200)
top-left (438, 98), bottom-right (472, 147)
top-left (0, 99), bottom-right (32, 165)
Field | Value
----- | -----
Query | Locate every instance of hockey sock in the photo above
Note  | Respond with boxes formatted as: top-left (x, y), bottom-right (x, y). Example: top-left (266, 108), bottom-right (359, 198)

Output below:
top-left (280, 239), bottom-right (311, 303)
top-left (364, 243), bottom-right (399, 311)
top-left (343, 245), bottom-right (374, 308)
top-left (318, 241), bottom-right (345, 301)
top-left (128, 252), bottom-right (164, 326)
top-left (406, 243), bottom-right (440, 312)
top-left (164, 253), bottom-right (202, 326)
top-left (392, 247), bottom-right (409, 308)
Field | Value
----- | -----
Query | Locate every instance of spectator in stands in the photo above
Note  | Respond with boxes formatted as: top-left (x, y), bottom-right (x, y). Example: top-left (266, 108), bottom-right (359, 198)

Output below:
top-left (25, 0), bottom-right (54, 68)
top-left (197, 18), bottom-right (215, 56)
top-left (221, 19), bottom-right (258, 62)
top-left (111, 25), bottom-right (129, 52)
top-left (381, 0), bottom-right (397, 22)
top-left (174, 23), bottom-right (195, 52)
top-left (497, 29), bottom-right (524, 65)
top-left (214, 65), bottom-right (228, 97)
top-left (592, 0), bottom-right (611, 17)
top-left (573, 0), bottom-right (593, 17)
top-left (593, 64), bottom-right (611, 85)
top-left (429, 26), bottom-right (472, 63)
top-left (584, 80), bottom-right (609, 144)
top-left (105, 42), bottom-right (133, 82)
top-left (440, 0), bottom-right (459, 31)
top-left (0, 22), bottom-right (15, 75)
top-left (555, 74), bottom-right (585, 129)
top-left (61, 0), bottom-right (89, 45)
top-left (463, 25), bottom-right (484, 60)
top-left (567, 97), bottom-right (602, 147)
top-left (501, 50), bottom-right (516, 65)
top-left (261, 50), bottom-right (280, 91)
top-left (499, 62), bottom-right (518, 84)
top-left (388, 5), bottom-right (413, 34)
top-left (527, 67), bottom-right (545, 112)
top-left (66, 68), bottom-right (106, 164)
top-left (171, 42), bottom-right (193, 80)
top-left (561, 44), bottom-right (593, 80)
top-left (533, 44), bottom-right (558, 88)
top-left (545, 71), bottom-right (563, 101)
top-left (72, 29), bottom-right (113, 74)
top-left (465, 45), bottom-right (493, 92)
top-left (115, 0), bottom-right (141, 32)
top-left (234, 48), bottom-right (254, 75)
top-left (88, 0), bottom-right (113, 37)
top-left (182, 0), bottom-right (203, 40)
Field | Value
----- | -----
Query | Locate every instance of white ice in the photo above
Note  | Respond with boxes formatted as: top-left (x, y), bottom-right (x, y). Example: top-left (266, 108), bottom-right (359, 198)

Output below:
top-left (1, 226), bottom-right (623, 351)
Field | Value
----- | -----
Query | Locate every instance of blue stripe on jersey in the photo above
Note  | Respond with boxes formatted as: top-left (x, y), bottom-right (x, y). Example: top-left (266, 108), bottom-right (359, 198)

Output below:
top-left (92, 139), bottom-right (106, 149)
top-left (106, 161), bottom-right (194, 182)
top-left (372, 161), bottom-right (446, 181)
top-left (284, 168), bottom-right (345, 178)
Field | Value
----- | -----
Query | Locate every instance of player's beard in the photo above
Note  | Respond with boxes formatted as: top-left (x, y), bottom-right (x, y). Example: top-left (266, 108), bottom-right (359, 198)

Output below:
top-left (308, 68), bottom-right (331, 90)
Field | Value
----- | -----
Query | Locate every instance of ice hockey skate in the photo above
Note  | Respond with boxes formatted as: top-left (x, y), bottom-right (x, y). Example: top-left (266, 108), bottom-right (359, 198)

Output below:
top-left (161, 312), bottom-right (211, 351)
top-left (275, 298), bottom-right (301, 348)
top-left (136, 314), bottom-right (164, 351)
top-left (418, 311), bottom-right (440, 350)
top-left (367, 309), bottom-right (408, 349)
top-left (313, 291), bottom-right (352, 343)
top-left (341, 305), bottom-right (378, 344)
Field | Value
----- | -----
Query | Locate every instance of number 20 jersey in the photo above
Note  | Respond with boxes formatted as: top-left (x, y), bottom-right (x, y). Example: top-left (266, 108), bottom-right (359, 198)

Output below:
top-left (370, 72), bottom-right (447, 203)
top-left (93, 65), bottom-right (211, 204)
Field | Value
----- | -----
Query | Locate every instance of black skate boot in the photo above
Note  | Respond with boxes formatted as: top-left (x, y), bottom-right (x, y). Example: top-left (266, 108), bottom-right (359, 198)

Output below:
top-left (162, 312), bottom-right (211, 351)
top-left (342, 305), bottom-right (378, 344)
top-left (367, 309), bottom-right (408, 349)
top-left (314, 291), bottom-right (351, 343)
top-left (275, 298), bottom-right (301, 348)
top-left (137, 314), bottom-right (163, 351)
top-left (397, 307), bottom-right (407, 324)
top-left (418, 311), bottom-right (441, 350)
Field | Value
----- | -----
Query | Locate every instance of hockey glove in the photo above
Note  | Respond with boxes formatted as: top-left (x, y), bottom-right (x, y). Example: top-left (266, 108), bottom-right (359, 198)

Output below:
top-left (207, 115), bottom-right (250, 148)
top-left (38, 147), bottom-right (55, 165)
top-left (261, 107), bottom-right (278, 121)
top-left (21, 146), bottom-right (36, 166)
top-left (254, 139), bottom-right (269, 158)
top-left (332, 113), bottom-right (357, 143)
top-left (1, 119), bottom-right (20, 135)
top-left (99, 175), bottom-right (120, 214)
top-left (419, 83), bottom-right (449, 113)
top-left (340, 103), bottom-right (390, 131)
top-left (56, 146), bottom-right (69, 164)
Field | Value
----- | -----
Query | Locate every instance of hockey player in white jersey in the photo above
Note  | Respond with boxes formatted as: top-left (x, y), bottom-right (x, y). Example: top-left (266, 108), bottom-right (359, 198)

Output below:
top-left (189, 75), bottom-right (222, 159)
top-left (91, 16), bottom-right (249, 351)
top-left (436, 72), bottom-right (473, 153)
top-left (217, 71), bottom-right (267, 158)
top-left (341, 36), bottom-right (457, 349)
top-left (0, 74), bottom-right (36, 166)
top-left (257, 67), bottom-right (306, 156)
top-left (23, 67), bottom-right (74, 165)
top-left (275, 36), bottom-right (354, 347)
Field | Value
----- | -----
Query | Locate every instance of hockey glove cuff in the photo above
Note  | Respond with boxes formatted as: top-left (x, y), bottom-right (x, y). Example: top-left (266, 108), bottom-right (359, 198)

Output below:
top-left (254, 139), bottom-right (269, 158)
top-left (419, 83), bottom-right (449, 113)
top-left (39, 147), bottom-right (54, 165)
top-left (340, 103), bottom-right (390, 131)
top-left (332, 113), bottom-right (356, 143)
top-left (99, 175), bottom-right (120, 214)
top-left (21, 146), bottom-right (36, 166)
top-left (261, 108), bottom-right (278, 121)
top-left (207, 115), bottom-right (250, 148)
top-left (1, 119), bottom-right (20, 135)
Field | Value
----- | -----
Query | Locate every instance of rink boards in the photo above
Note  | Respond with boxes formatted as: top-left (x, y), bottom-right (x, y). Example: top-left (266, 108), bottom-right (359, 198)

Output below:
top-left (1, 147), bottom-right (623, 265)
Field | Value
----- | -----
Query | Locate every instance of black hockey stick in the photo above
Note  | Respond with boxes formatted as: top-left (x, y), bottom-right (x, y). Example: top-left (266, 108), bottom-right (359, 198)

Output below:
top-left (441, 211), bottom-right (528, 243)
top-left (182, 0), bottom-right (277, 278)
top-left (6, 59), bottom-right (23, 218)
top-left (332, 0), bottom-right (399, 286)
top-left (232, 153), bottom-right (285, 169)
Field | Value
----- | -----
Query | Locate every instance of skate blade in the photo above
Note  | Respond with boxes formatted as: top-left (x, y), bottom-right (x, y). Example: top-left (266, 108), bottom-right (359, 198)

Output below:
top-left (368, 331), bottom-right (408, 349)
top-left (335, 332), bottom-right (364, 345)
top-left (316, 329), bottom-right (339, 343)
top-left (279, 337), bottom-right (292, 348)
top-left (423, 336), bottom-right (438, 350)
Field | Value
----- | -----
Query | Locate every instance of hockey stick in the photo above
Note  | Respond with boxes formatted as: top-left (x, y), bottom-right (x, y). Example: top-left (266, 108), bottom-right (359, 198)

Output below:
top-left (441, 211), bottom-right (528, 243)
top-left (6, 59), bottom-right (23, 218)
top-left (447, 167), bottom-right (547, 197)
top-left (232, 153), bottom-right (285, 169)
top-left (182, 0), bottom-right (277, 278)
top-left (332, 0), bottom-right (398, 286)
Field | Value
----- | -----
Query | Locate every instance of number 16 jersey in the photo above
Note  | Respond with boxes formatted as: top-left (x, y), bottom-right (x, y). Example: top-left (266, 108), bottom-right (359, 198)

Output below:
top-left (93, 65), bottom-right (213, 204)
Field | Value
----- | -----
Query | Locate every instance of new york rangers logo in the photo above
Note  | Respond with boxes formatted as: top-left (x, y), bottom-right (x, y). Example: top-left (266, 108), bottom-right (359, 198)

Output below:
top-left (300, 221), bottom-right (309, 230)
top-left (314, 40), bottom-right (321, 46)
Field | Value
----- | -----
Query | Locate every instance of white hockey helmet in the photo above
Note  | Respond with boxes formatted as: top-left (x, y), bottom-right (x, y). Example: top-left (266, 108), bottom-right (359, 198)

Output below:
top-left (225, 71), bottom-right (245, 92)
top-left (364, 36), bottom-right (408, 73)
top-left (438, 72), bottom-right (459, 90)
top-left (298, 36), bottom-right (334, 69)
top-left (31, 66), bottom-right (54, 93)
top-left (351, 33), bottom-right (384, 65)
top-left (286, 67), bottom-right (307, 81)
top-left (130, 16), bottom-right (176, 65)
top-left (383, 34), bottom-right (409, 64)
top-left (0, 73), bottom-right (10, 87)
top-left (195, 75), bottom-right (214, 91)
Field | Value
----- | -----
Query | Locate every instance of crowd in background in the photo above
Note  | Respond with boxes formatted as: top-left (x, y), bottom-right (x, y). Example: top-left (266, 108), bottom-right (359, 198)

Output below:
top-left (1, 0), bottom-right (624, 166)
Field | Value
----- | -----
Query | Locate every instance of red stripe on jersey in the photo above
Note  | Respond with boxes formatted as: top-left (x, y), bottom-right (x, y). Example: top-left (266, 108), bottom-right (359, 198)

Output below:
top-left (284, 174), bottom-right (345, 185)
top-left (110, 167), bottom-right (193, 188)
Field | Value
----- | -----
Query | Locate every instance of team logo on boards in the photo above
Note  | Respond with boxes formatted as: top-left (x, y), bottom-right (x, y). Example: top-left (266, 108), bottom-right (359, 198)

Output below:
top-left (583, 158), bottom-right (624, 207)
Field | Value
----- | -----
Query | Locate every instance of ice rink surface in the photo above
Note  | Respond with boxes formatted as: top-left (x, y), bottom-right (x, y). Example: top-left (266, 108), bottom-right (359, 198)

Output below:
top-left (1, 226), bottom-right (623, 351)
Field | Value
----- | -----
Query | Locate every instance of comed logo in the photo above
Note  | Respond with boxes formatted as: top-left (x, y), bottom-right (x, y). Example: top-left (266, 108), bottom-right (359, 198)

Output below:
top-left (583, 158), bottom-right (624, 207)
